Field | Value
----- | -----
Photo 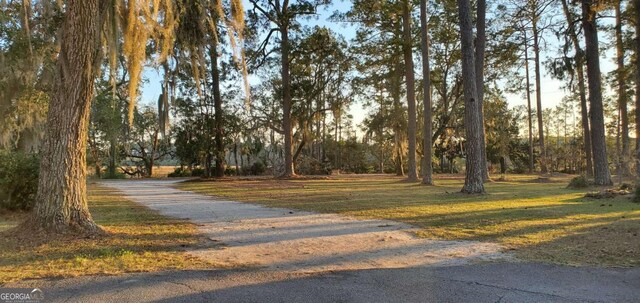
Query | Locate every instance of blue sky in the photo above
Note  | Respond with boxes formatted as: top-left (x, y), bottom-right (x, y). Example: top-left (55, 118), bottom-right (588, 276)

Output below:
top-left (139, 0), bottom-right (618, 130)
top-left (140, 0), bottom-right (356, 109)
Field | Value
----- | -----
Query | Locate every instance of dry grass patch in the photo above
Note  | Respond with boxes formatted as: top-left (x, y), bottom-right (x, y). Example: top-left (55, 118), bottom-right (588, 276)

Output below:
top-left (178, 174), bottom-right (640, 267)
top-left (0, 184), bottom-right (220, 284)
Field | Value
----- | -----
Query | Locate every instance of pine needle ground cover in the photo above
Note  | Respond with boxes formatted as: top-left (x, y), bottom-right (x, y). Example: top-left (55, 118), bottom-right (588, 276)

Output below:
top-left (0, 184), bottom-right (220, 284)
top-left (179, 174), bottom-right (640, 267)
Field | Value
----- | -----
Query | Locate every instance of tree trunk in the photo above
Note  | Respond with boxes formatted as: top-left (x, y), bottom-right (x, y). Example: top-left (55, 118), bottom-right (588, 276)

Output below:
top-left (560, 0), bottom-right (593, 177)
top-left (582, 0), bottom-right (613, 185)
top-left (532, 17), bottom-right (547, 174)
top-left (29, 0), bottom-right (101, 233)
top-left (147, 130), bottom-right (159, 178)
top-left (420, 0), bottom-right (433, 185)
top-left (377, 85), bottom-right (385, 173)
top-left (281, 24), bottom-right (295, 177)
top-left (615, 0), bottom-right (631, 176)
top-left (616, 106), bottom-right (622, 179)
top-left (322, 107), bottom-right (327, 161)
top-left (148, 159), bottom-right (154, 178)
top-left (395, 132), bottom-right (404, 176)
top-left (338, 118), bottom-right (342, 167)
top-left (380, 143), bottom-right (385, 173)
top-left (577, 60), bottom-right (593, 176)
top-left (89, 131), bottom-right (101, 178)
top-left (293, 138), bottom-right (307, 163)
top-left (391, 51), bottom-right (404, 176)
top-left (475, 0), bottom-right (489, 181)
top-left (402, 0), bottom-right (418, 182)
top-left (94, 163), bottom-right (101, 178)
top-left (211, 38), bottom-right (225, 178)
top-left (523, 31), bottom-right (534, 174)
top-left (108, 137), bottom-right (117, 178)
top-left (457, 0), bottom-right (485, 194)
top-left (334, 113), bottom-right (339, 168)
top-left (316, 92), bottom-right (323, 162)
top-left (635, 0), bottom-right (640, 177)
top-left (234, 142), bottom-right (239, 175)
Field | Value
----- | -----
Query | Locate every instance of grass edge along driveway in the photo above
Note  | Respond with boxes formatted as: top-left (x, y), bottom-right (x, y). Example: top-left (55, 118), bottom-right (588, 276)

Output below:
top-left (0, 184), bottom-right (223, 284)
top-left (179, 174), bottom-right (640, 267)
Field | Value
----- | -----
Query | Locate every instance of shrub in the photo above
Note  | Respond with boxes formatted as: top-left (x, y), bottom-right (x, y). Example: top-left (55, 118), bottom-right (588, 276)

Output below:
top-left (344, 162), bottom-right (372, 174)
top-left (585, 188), bottom-right (630, 199)
top-left (191, 168), bottom-right (205, 177)
top-left (567, 175), bottom-right (589, 189)
top-left (634, 185), bottom-right (640, 203)
top-left (295, 156), bottom-right (332, 175)
top-left (619, 183), bottom-right (632, 191)
top-left (244, 161), bottom-right (266, 176)
top-left (0, 150), bottom-right (40, 211)
top-left (102, 171), bottom-right (127, 179)
top-left (168, 167), bottom-right (191, 178)
top-left (224, 166), bottom-right (237, 176)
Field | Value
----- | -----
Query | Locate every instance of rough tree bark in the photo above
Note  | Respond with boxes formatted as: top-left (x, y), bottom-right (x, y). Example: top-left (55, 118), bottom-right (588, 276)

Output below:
top-left (402, 0), bottom-right (418, 181)
top-left (29, 0), bottom-right (102, 233)
top-left (280, 22), bottom-right (295, 177)
top-left (615, 0), bottom-right (631, 176)
top-left (211, 39), bottom-right (225, 178)
top-left (420, 0), bottom-right (433, 185)
top-left (560, 0), bottom-right (593, 177)
top-left (523, 30), bottom-right (534, 173)
top-left (633, 0), bottom-right (640, 176)
top-left (582, 0), bottom-right (613, 185)
top-left (457, 0), bottom-right (485, 194)
top-left (635, 0), bottom-right (640, 177)
top-left (391, 45), bottom-right (405, 177)
top-left (532, 11), bottom-right (548, 174)
top-left (475, 0), bottom-right (490, 182)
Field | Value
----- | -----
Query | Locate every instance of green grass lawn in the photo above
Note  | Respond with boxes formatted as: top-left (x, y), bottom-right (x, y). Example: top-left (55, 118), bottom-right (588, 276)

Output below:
top-left (0, 184), bottom-right (220, 284)
top-left (179, 174), bottom-right (640, 267)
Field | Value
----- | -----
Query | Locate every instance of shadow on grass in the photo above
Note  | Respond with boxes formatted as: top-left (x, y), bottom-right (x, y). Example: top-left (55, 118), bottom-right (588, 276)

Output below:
top-left (179, 175), bottom-right (640, 266)
top-left (0, 186), bottom-right (216, 283)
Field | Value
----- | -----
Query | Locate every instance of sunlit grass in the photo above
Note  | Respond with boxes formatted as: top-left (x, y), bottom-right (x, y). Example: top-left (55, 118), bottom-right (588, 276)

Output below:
top-left (0, 184), bottom-right (221, 284)
top-left (179, 174), bottom-right (640, 267)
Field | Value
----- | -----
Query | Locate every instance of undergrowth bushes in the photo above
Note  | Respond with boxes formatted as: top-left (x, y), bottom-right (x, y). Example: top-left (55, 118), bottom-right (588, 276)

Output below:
top-left (0, 150), bottom-right (40, 210)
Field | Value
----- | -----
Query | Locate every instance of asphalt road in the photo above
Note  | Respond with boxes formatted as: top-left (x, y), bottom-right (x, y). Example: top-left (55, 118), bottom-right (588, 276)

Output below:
top-left (11, 262), bottom-right (639, 303)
